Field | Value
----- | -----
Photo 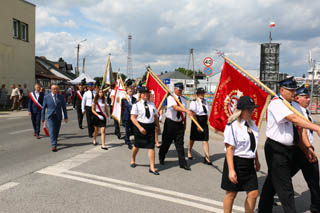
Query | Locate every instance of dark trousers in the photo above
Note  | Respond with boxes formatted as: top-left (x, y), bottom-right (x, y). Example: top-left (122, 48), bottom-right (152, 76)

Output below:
top-left (124, 120), bottom-right (133, 145)
top-left (31, 111), bottom-right (41, 136)
top-left (291, 148), bottom-right (320, 212)
top-left (258, 138), bottom-right (297, 213)
top-left (76, 106), bottom-right (84, 128)
top-left (159, 118), bottom-right (187, 167)
top-left (85, 106), bottom-right (94, 137)
top-left (47, 116), bottom-right (61, 147)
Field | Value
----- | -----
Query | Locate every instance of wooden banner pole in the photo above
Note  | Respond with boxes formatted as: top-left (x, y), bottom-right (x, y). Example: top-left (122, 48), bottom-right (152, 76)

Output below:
top-left (223, 55), bottom-right (308, 122)
top-left (147, 68), bottom-right (204, 132)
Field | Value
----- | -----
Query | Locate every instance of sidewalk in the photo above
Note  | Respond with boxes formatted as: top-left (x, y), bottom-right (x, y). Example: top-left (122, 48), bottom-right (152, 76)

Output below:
top-left (0, 106), bottom-right (74, 118)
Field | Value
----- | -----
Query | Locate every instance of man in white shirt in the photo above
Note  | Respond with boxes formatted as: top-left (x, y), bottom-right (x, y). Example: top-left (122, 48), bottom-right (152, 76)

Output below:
top-left (10, 84), bottom-right (21, 111)
top-left (82, 82), bottom-right (96, 138)
top-left (159, 82), bottom-right (193, 170)
top-left (259, 77), bottom-right (320, 213)
top-left (291, 85), bottom-right (320, 213)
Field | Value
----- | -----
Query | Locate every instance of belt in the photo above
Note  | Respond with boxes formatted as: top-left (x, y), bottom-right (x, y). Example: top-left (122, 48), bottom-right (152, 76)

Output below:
top-left (166, 118), bottom-right (183, 124)
top-left (267, 138), bottom-right (296, 150)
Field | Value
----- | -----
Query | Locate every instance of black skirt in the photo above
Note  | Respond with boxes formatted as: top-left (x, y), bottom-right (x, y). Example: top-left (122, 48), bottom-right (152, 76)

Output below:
top-left (221, 156), bottom-right (258, 192)
top-left (190, 115), bottom-right (209, 141)
top-left (93, 112), bottom-right (106, 127)
top-left (133, 122), bottom-right (155, 149)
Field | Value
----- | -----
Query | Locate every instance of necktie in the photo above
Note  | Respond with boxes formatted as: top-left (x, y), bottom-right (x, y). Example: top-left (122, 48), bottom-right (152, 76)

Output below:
top-left (245, 122), bottom-right (256, 152)
top-left (144, 101), bottom-right (150, 118)
top-left (177, 96), bottom-right (181, 119)
top-left (306, 109), bottom-right (313, 134)
top-left (53, 95), bottom-right (57, 105)
top-left (91, 91), bottom-right (94, 99)
top-left (290, 103), bottom-right (299, 145)
top-left (202, 100), bottom-right (207, 114)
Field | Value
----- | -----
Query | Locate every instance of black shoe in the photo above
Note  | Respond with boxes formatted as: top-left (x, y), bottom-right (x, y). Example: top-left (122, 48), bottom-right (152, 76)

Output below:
top-left (117, 133), bottom-right (121, 139)
top-left (149, 169), bottom-right (160, 175)
top-left (159, 159), bottom-right (165, 165)
top-left (101, 146), bottom-right (108, 150)
top-left (128, 144), bottom-right (133, 150)
top-left (203, 157), bottom-right (212, 165)
top-left (180, 165), bottom-right (191, 171)
top-left (130, 163), bottom-right (136, 168)
top-left (188, 156), bottom-right (193, 160)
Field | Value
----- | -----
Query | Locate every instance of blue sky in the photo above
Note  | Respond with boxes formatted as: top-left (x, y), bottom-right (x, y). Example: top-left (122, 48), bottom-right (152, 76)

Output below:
top-left (28, 0), bottom-right (320, 79)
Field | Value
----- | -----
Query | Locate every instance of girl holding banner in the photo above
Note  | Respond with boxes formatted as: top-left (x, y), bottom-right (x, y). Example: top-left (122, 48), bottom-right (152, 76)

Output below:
top-left (92, 89), bottom-right (110, 149)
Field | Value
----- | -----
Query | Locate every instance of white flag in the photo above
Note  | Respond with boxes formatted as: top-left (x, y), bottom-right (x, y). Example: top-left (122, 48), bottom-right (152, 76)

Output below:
top-left (111, 77), bottom-right (127, 125)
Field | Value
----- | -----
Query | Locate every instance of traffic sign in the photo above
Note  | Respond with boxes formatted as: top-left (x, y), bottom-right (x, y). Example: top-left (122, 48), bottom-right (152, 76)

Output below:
top-left (203, 57), bottom-right (213, 67)
top-left (163, 78), bottom-right (170, 84)
top-left (203, 67), bottom-right (213, 76)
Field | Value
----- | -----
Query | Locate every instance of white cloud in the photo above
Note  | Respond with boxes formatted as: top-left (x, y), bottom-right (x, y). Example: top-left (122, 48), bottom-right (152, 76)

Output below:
top-left (30, 0), bottom-right (320, 78)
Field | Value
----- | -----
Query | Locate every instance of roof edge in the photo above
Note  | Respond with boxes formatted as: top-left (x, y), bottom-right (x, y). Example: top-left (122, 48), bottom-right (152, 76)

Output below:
top-left (20, 0), bottom-right (36, 7)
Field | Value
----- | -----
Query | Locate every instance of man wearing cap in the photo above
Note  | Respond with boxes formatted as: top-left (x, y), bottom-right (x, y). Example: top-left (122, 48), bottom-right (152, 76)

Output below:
top-left (291, 85), bottom-right (320, 213)
top-left (73, 83), bottom-right (85, 129)
top-left (82, 82), bottom-right (96, 138)
top-left (258, 77), bottom-right (320, 213)
top-left (159, 82), bottom-right (193, 170)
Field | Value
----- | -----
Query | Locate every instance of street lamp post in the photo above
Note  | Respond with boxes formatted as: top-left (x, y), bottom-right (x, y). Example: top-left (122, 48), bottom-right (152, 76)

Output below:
top-left (76, 39), bottom-right (87, 77)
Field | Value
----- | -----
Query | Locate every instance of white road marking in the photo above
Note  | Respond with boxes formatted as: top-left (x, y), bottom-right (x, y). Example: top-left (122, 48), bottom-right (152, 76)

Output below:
top-left (65, 170), bottom-right (244, 212)
top-left (9, 129), bottom-right (33, 135)
top-left (38, 170), bottom-right (225, 213)
top-left (0, 182), bottom-right (20, 193)
top-left (36, 146), bottom-right (244, 212)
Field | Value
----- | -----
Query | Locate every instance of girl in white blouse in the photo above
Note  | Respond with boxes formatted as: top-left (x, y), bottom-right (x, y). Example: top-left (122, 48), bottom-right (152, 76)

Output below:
top-left (92, 89), bottom-right (109, 149)
top-left (221, 96), bottom-right (261, 213)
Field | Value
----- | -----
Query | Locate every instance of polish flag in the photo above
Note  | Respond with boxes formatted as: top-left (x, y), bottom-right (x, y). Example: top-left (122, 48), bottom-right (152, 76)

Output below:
top-left (270, 22), bottom-right (276, 28)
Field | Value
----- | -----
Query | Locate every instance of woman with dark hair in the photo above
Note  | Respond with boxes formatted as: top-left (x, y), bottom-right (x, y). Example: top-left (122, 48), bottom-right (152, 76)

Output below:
top-left (92, 89), bottom-right (109, 149)
top-left (130, 86), bottom-right (161, 175)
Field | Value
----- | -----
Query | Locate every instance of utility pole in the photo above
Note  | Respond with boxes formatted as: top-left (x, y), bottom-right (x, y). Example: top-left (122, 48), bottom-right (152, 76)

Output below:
top-left (82, 57), bottom-right (85, 73)
top-left (76, 39), bottom-right (87, 77)
top-left (191, 48), bottom-right (196, 93)
top-left (127, 34), bottom-right (133, 79)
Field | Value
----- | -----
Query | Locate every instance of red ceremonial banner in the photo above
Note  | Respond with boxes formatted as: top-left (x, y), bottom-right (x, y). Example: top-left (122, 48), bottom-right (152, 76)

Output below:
top-left (146, 72), bottom-right (168, 110)
top-left (209, 61), bottom-right (270, 133)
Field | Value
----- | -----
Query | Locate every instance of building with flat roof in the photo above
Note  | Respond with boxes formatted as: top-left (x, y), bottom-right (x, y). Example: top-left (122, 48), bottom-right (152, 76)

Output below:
top-left (0, 0), bottom-right (35, 90)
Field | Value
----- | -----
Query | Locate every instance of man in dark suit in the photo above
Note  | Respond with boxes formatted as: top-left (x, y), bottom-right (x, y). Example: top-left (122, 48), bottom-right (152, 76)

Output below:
top-left (73, 82), bottom-right (85, 129)
top-left (28, 83), bottom-right (44, 139)
top-left (41, 85), bottom-right (68, 152)
top-left (122, 86), bottom-right (136, 149)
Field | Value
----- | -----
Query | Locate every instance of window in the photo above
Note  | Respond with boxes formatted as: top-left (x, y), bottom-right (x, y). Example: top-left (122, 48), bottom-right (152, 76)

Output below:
top-left (12, 19), bottom-right (29, 42)
top-left (13, 19), bottom-right (19, 38)
top-left (21, 22), bottom-right (28, 41)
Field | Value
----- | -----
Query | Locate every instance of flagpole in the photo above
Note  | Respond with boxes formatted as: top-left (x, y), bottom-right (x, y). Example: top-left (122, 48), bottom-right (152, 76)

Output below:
top-left (147, 68), bottom-right (204, 132)
top-left (223, 55), bottom-right (309, 121)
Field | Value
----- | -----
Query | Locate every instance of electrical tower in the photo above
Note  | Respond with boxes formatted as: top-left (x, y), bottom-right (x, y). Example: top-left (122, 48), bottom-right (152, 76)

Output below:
top-left (187, 48), bottom-right (196, 93)
top-left (127, 34), bottom-right (133, 79)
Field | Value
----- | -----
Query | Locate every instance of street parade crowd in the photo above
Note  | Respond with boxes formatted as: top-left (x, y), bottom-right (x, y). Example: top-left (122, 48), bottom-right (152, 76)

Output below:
top-left (24, 76), bottom-right (320, 213)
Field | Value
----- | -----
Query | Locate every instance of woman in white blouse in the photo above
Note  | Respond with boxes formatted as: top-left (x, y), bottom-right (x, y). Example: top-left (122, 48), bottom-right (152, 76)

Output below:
top-left (221, 96), bottom-right (261, 213)
top-left (130, 87), bottom-right (161, 175)
top-left (92, 89), bottom-right (109, 149)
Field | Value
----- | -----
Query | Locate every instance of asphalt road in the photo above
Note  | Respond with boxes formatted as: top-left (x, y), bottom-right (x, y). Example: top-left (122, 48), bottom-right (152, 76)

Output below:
top-left (0, 109), bottom-right (315, 212)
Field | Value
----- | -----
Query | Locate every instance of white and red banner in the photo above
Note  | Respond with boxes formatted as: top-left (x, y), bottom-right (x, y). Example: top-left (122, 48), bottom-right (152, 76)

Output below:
top-left (29, 92), bottom-right (42, 110)
top-left (209, 61), bottom-right (270, 133)
top-left (111, 77), bottom-right (127, 125)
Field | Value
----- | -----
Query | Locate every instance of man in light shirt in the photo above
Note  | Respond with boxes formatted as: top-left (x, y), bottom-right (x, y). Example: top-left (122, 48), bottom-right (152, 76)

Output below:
top-left (10, 84), bottom-right (21, 111)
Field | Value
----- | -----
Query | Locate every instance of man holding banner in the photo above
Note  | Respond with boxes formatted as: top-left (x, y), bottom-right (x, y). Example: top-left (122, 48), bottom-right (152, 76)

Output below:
top-left (258, 77), bottom-right (320, 213)
top-left (28, 83), bottom-right (44, 139)
top-left (159, 82), bottom-right (193, 171)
